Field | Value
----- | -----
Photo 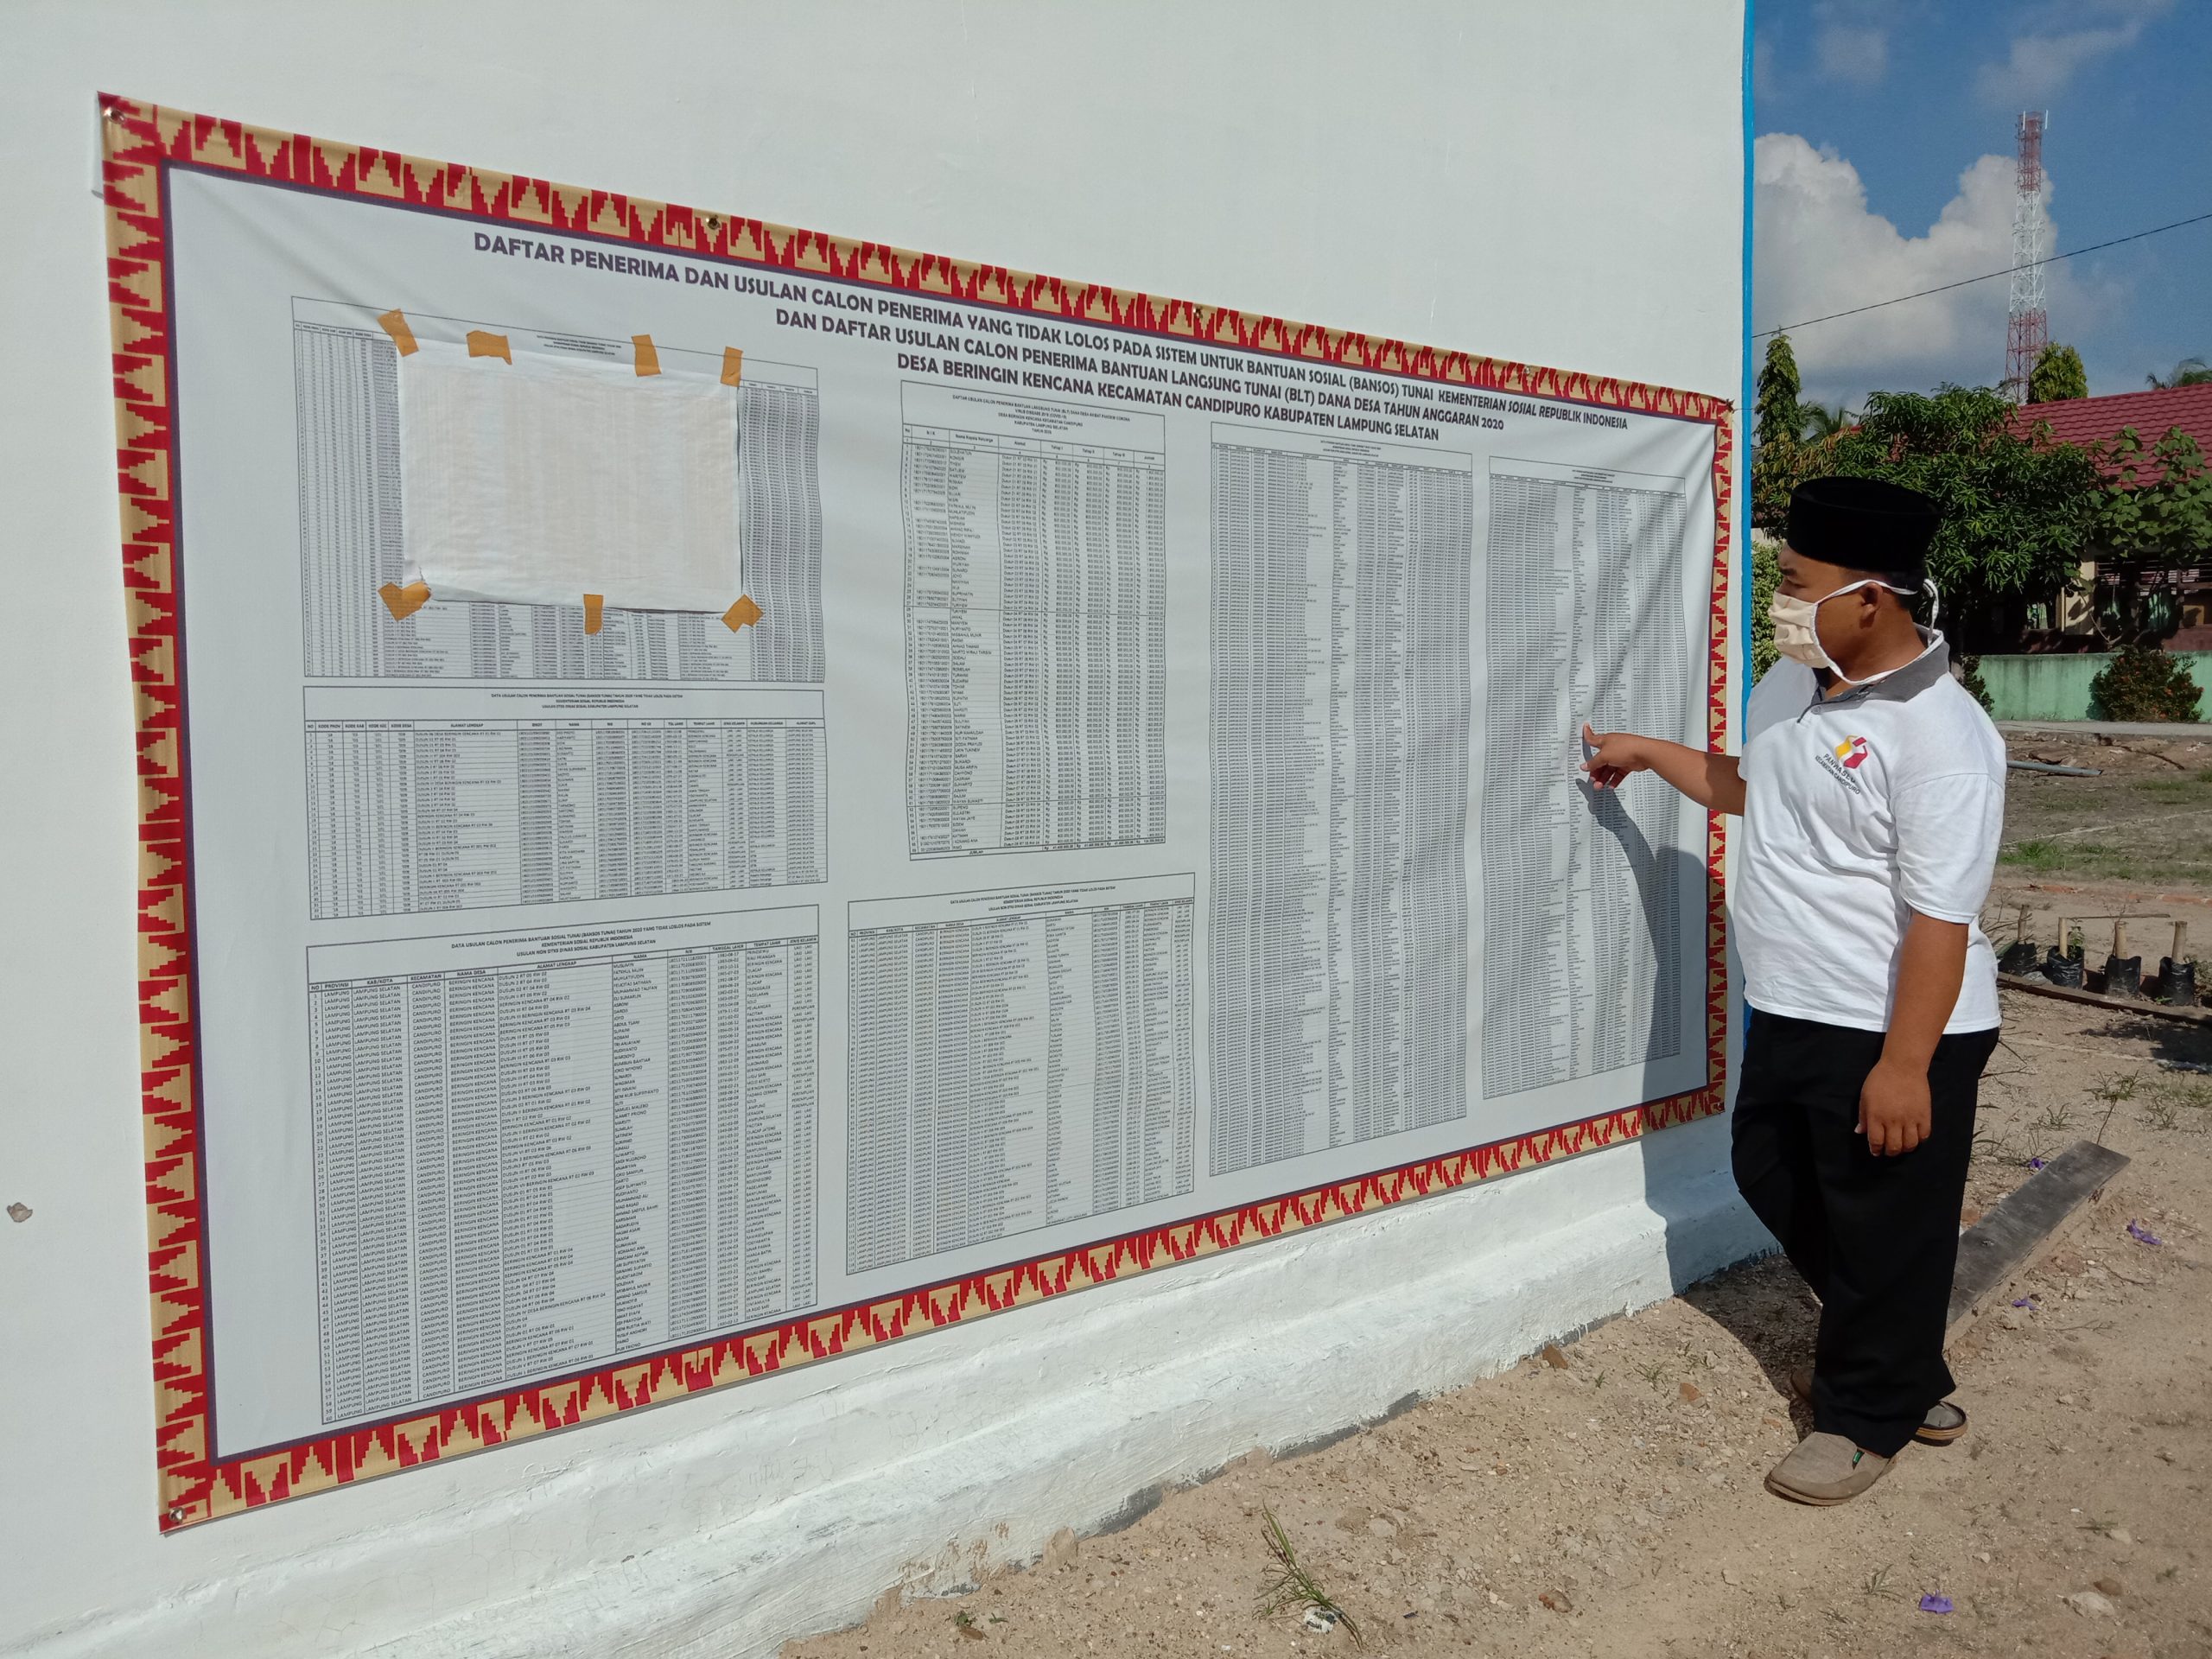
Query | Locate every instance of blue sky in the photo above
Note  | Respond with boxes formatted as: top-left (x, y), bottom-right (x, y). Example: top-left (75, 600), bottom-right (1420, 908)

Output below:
top-left (1754, 0), bottom-right (2211, 412)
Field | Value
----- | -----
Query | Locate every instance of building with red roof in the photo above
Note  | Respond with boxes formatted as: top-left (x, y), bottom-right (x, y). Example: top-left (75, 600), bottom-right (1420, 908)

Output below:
top-left (2010, 382), bottom-right (2212, 651)
top-left (2015, 381), bottom-right (2212, 484)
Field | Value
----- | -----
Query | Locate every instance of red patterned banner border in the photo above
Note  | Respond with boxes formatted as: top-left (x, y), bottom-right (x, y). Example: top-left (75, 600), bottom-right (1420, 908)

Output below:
top-left (99, 96), bottom-right (1736, 1531)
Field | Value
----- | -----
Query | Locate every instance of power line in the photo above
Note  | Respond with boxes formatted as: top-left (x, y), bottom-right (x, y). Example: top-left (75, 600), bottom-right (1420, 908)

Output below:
top-left (1752, 208), bottom-right (2212, 340)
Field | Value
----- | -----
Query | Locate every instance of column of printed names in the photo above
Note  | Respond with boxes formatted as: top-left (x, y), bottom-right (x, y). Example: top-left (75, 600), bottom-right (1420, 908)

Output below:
top-left (1479, 458), bottom-right (1692, 1099)
top-left (1208, 428), bottom-right (1471, 1176)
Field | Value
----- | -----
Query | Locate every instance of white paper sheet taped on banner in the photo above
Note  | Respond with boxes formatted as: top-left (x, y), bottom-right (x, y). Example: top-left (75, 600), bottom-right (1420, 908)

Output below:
top-left (291, 298), bottom-right (826, 682)
top-left (155, 162), bottom-right (1719, 1472)
top-left (397, 338), bottom-right (742, 612)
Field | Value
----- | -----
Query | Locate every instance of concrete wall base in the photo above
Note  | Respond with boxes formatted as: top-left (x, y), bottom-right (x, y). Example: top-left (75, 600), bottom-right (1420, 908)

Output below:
top-left (22, 1116), bottom-right (1766, 1659)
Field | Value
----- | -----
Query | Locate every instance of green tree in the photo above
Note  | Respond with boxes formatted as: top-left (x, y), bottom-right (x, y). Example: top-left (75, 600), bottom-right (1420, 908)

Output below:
top-left (2145, 356), bottom-right (2211, 390)
top-left (2026, 342), bottom-right (2088, 404)
top-left (1818, 385), bottom-right (2105, 622)
top-left (1755, 334), bottom-right (1802, 442)
top-left (1799, 401), bottom-right (1858, 439)
top-left (2098, 425), bottom-right (2212, 565)
top-left (2094, 425), bottom-right (2212, 642)
top-left (1749, 533), bottom-right (1782, 680)
top-left (1751, 334), bottom-right (1807, 529)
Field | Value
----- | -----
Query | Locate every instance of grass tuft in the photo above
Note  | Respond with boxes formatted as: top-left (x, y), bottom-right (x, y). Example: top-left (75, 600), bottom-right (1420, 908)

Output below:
top-left (1255, 1504), bottom-right (1363, 1646)
top-left (1998, 839), bottom-right (2077, 873)
top-left (1973, 1123), bottom-right (2053, 1169)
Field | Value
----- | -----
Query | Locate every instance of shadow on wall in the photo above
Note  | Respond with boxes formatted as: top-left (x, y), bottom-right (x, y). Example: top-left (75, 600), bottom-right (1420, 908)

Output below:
top-left (1580, 780), bottom-right (1775, 1306)
top-left (1575, 779), bottom-right (1699, 1104)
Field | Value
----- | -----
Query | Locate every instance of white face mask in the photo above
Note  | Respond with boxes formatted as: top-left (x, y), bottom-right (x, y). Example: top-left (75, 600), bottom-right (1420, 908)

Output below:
top-left (1769, 576), bottom-right (1941, 677)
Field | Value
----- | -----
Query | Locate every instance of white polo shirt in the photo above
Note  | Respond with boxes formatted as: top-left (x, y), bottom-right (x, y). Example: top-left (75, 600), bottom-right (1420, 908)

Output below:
top-left (1733, 630), bottom-right (2005, 1034)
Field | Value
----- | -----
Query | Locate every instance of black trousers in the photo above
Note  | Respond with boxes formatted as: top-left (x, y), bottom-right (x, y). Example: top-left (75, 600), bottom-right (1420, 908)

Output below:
top-left (1731, 1010), bottom-right (2000, 1458)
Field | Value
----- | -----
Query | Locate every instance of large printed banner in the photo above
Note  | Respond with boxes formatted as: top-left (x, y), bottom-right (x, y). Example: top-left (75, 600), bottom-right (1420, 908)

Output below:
top-left (100, 99), bottom-right (1733, 1529)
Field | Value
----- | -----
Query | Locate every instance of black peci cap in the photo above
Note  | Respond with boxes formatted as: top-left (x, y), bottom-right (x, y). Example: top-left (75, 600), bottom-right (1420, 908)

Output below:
top-left (1786, 475), bottom-right (1940, 582)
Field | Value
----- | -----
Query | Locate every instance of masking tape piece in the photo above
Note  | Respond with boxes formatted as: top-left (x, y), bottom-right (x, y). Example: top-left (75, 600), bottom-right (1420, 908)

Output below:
top-left (721, 347), bottom-right (745, 387)
top-left (722, 594), bottom-right (764, 632)
top-left (378, 580), bottom-right (431, 620)
top-left (583, 593), bottom-right (606, 635)
top-left (467, 330), bottom-right (513, 364)
top-left (377, 309), bottom-right (420, 357)
top-left (632, 334), bottom-right (661, 377)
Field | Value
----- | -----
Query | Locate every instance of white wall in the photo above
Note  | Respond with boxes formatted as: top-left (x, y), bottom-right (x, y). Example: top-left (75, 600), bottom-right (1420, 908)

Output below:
top-left (0, 4), bottom-right (1750, 1654)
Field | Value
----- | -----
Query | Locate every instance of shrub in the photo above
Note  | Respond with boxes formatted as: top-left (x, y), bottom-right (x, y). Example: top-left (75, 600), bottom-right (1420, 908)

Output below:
top-left (1956, 653), bottom-right (1995, 714)
top-left (2090, 644), bottom-right (2204, 721)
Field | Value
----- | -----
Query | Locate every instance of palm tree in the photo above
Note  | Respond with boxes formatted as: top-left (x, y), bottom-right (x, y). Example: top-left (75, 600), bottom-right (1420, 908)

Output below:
top-left (2146, 357), bottom-right (2212, 389)
top-left (1798, 401), bottom-right (1857, 440)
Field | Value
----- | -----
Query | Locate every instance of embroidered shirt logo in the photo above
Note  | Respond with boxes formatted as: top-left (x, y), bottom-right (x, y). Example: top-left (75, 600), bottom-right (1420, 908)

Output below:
top-left (1815, 734), bottom-right (1871, 788)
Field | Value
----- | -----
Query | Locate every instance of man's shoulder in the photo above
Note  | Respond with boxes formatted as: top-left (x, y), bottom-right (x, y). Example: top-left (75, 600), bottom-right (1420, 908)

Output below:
top-left (1746, 661), bottom-right (1813, 725)
top-left (1889, 676), bottom-right (2006, 782)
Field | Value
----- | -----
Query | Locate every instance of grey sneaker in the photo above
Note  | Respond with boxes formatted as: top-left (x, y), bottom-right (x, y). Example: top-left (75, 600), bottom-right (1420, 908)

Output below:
top-left (1916, 1400), bottom-right (1967, 1445)
top-left (1785, 1366), bottom-right (1968, 1446)
top-left (1764, 1432), bottom-right (1893, 1505)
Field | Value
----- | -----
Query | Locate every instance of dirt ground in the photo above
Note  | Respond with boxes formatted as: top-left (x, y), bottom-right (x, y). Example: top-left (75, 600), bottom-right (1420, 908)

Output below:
top-left (785, 725), bottom-right (2212, 1659)
top-left (787, 990), bottom-right (2212, 1659)
top-left (1997, 726), bottom-right (2212, 901)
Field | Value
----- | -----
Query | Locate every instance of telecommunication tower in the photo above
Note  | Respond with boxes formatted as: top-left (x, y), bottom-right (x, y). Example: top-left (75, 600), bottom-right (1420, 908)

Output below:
top-left (2005, 110), bottom-right (2050, 400)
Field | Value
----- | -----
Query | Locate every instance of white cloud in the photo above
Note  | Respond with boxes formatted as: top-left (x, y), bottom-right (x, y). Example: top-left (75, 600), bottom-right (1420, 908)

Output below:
top-left (1815, 24), bottom-right (1887, 87)
top-left (1753, 132), bottom-right (2101, 410)
top-left (1974, 2), bottom-right (2170, 105)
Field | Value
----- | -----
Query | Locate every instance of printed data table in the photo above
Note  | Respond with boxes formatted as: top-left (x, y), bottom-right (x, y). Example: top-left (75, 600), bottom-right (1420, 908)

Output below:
top-left (305, 910), bottom-right (819, 1425)
top-left (303, 687), bottom-right (826, 919)
top-left (844, 876), bottom-right (1196, 1273)
top-left (900, 384), bottom-right (1168, 857)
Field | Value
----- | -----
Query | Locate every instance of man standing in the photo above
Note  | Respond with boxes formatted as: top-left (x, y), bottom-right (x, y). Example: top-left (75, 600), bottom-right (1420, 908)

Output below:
top-left (1581, 475), bottom-right (2006, 1505)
